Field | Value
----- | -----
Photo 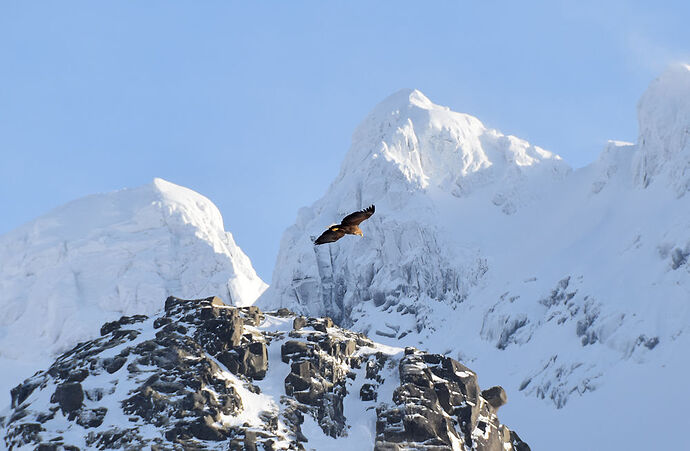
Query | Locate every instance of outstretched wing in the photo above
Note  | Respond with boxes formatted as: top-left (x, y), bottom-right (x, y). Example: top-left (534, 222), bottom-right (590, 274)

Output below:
top-left (314, 227), bottom-right (346, 245)
top-left (340, 205), bottom-right (375, 226)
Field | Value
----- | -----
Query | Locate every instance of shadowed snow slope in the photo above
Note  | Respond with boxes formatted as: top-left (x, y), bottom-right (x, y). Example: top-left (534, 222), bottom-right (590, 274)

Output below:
top-left (0, 178), bottom-right (266, 365)
top-left (259, 68), bottom-right (690, 450)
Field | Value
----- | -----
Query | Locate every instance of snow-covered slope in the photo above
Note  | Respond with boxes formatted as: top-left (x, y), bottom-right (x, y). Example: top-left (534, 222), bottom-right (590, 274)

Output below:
top-left (261, 88), bottom-right (570, 324)
top-left (0, 178), bottom-right (266, 366)
top-left (259, 66), bottom-right (690, 449)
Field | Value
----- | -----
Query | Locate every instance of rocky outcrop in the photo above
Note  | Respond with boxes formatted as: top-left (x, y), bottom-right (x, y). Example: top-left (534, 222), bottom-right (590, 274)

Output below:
top-left (2, 296), bottom-right (528, 450)
top-left (372, 348), bottom-right (524, 451)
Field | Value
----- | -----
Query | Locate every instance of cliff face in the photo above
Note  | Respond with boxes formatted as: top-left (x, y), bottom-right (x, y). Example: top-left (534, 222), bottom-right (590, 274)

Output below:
top-left (1, 296), bottom-right (528, 450)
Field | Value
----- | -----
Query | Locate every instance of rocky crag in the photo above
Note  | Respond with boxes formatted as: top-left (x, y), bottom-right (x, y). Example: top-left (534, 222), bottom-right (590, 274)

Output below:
top-left (1, 296), bottom-right (528, 450)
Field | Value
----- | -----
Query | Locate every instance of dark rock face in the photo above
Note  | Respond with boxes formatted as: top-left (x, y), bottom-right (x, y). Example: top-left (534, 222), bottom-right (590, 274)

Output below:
top-left (51, 382), bottom-right (84, 414)
top-left (100, 314), bottom-right (148, 336)
top-left (217, 341), bottom-right (268, 380)
top-left (278, 316), bottom-right (362, 439)
top-left (374, 348), bottom-right (529, 451)
top-left (482, 386), bottom-right (508, 410)
top-left (2, 296), bottom-right (528, 451)
top-left (293, 316), bottom-right (307, 330)
top-left (2, 297), bottom-right (285, 450)
top-left (10, 381), bottom-right (40, 409)
top-left (360, 383), bottom-right (378, 401)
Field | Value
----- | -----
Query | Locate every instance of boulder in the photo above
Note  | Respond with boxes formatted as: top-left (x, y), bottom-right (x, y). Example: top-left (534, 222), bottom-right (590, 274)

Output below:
top-left (482, 385), bottom-right (508, 410)
top-left (281, 340), bottom-right (309, 363)
top-left (51, 382), bottom-right (84, 413)
top-left (293, 316), bottom-right (307, 330)
top-left (244, 341), bottom-right (268, 380)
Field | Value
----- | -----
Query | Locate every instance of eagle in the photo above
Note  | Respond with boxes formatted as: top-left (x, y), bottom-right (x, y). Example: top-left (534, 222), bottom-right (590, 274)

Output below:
top-left (314, 205), bottom-right (375, 245)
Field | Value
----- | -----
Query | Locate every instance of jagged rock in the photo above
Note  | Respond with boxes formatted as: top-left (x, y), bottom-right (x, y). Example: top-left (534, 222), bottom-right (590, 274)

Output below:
top-left (100, 314), bottom-right (149, 337)
top-left (311, 317), bottom-right (334, 332)
top-left (340, 339), bottom-right (356, 357)
top-left (374, 348), bottom-right (528, 450)
top-left (153, 316), bottom-right (172, 329)
top-left (242, 305), bottom-right (264, 326)
top-left (50, 382), bottom-right (83, 413)
top-left (285, 362), bottom-right (315, 394)
top-left (218, 341), bottom-right (268, 380)
top-left (217, 350), bottom-right (242, 374)
top-left (511, 430), bottom-right (532, 451)
top-left (482, 386), bottom-right (508, 410)
top-left (195, 316), bottom-right (243, 355)
top-left (245, 341), bottom-right (269, 379)
top-left (189, 414), bottom-right (226, 441)
top-left (281, 340), bottom-right (310, 363)
top-left (293, 316), bottom-right (307, 330)
top-left (76, 407), bottom-right (108, 428)
top-left (360, 383), bottom-right (377, 401)
top-left (274, 307), bottom-right (293, 317)
top-left (105, 355), bottom-right (127, 374)
top-left (2, 296), bottom-right (527, 450)
top-left (85, 427), bottom-right (143, 449)
top-left (4, 422), bottom-right (42, 446)
top-left (10, 381), bottom-right (39, 408)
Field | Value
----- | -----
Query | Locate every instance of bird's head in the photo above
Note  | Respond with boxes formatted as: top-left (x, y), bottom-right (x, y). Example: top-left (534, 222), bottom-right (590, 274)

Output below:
top-left (356, 230), bottom-right (363, 237)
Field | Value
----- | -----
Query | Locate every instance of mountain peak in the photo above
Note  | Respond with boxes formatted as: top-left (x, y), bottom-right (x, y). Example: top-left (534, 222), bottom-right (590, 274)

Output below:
top-left (634, 62), bottom-right (690, 192)
top-left (260, 90), bottom-right (571, 323)
top-left (0, 180), bottom-right (266, 362)
top-left (372, 88), bottom-right (435, 113)
top-left (151, 176), bottom-right (185, 196)
top-left (151, 177), bottom-right (199, 199)
top-left (149, 177), bottom-right (227, 235)
top-left (343, 88), bottom-right (568, 200)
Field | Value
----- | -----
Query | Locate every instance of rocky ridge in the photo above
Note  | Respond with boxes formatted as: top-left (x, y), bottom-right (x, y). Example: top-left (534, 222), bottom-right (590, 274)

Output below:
top-left (1, 296), bottom-right (528, 450)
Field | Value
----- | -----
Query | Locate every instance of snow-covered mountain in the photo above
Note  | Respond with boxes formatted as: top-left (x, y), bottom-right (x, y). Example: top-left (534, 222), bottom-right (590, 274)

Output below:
top-left (2, 64), bottom-right (689, 450)
top-left (259, 65), bottom-right (690, 449)
top-left (261, 88), bottom-right (570, 324)
top-left (0, 178), bottom-right (266, 398)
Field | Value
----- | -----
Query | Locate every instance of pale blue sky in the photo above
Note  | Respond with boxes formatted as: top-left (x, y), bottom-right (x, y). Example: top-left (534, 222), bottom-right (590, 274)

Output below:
top-left (1, 1), bottom-right (689, 280)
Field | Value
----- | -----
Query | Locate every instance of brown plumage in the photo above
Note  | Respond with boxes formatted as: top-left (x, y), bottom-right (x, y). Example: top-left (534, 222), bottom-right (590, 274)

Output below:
top-left (314, 205), bottom-right (375, 245)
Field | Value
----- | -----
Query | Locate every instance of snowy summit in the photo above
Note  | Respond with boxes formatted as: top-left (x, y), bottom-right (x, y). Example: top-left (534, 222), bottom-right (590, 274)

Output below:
top-left (0, 178), bottom-right (266, 363)
top-left (259, 68), bottom-right (690, 450)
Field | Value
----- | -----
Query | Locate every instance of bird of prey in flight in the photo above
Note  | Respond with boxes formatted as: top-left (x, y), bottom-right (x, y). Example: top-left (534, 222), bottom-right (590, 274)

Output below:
top-left (314, 205), bottom-right (375, 245)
